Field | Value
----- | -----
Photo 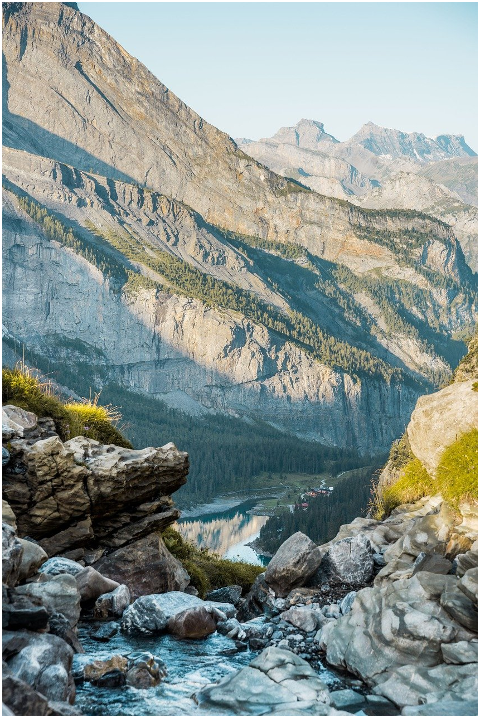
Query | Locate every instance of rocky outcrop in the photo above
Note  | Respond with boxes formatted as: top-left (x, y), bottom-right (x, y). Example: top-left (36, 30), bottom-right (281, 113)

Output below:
top-left (407, 380), bottom-right (478, 475)
top-left (2, 411), bottom-right (188, 575)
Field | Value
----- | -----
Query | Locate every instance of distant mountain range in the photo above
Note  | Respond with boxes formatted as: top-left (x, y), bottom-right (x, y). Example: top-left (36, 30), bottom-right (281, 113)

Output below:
top-left (237, 120), bottom-right (478, 270)
top-left (2, 3), bottom-right (477, 501)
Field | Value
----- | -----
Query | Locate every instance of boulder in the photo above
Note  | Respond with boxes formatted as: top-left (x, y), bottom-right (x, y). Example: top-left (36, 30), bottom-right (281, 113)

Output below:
top-left (196, 647), bottom-right (332, 715)
top-left (3, 587), bottom-right (50, 631)
top-left (93, 584), bottom-right (131, 619)
top-left (17, 539), bottom-right (48, 581)
top-left (407, 381), bottom-right (478, 476)
top-left (458, 568), bottom-right (478, 605)
top-left (2, 405), bottom-right (37, 437)
top-left (330, 689), bottom-right (365, 712)
top-left (206, 585), bottom-right (243, 606)
top-left (74, 567), bottom-right (119, 603)
top-left (3, 630), bottom-right (75, 704)
top-left (39, 557), bottom-right (85, 578)
top-left (412, 552), bottom-right (453, 576)
top-left (2, 674), bottom-right (71, 717)
top-left (48, 612), bottom-right (84, 653)
top-left (93, 533), bottom-right (189, 600)
top-left (167, 605), bottom-right (218, 639)
top-left (2, 523), bottom-right (23, 587)
top-left (91, 621), bottom-right (119, 642)
top-left (83, 655), bottom-right (128, 683)
top-left (125, 652), bottom-right (166, 688)
top-left (440, 584), bottom-right (478, 632)
top-left (312, 534), bottom-right (374, 587)
top-left (265, 533), bottom-right (323, 598)
top-left (238, 573), bottom-right (277, 620)
top-left (280, 607), bottom-right (320, 633)
top-left (15, 574), bottom-right (81, 629)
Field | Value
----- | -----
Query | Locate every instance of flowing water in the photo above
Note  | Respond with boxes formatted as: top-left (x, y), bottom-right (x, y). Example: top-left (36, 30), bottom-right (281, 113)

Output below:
top-left (176, 499), bottom-right (271, 565)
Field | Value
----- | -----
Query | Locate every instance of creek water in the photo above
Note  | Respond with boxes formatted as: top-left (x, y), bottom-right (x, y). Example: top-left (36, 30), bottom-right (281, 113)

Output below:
top-left (176, 499), bottom-right (271, 566)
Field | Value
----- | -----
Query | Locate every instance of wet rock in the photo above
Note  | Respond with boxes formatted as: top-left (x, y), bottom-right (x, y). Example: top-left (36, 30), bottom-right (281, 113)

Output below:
top-left (39, 557), bottom-right (85, 578)
top-left (83, 655), bottom-right (128, 683)
top-left (249, 637), bottom-right (268, 650)
top-left (93, 533), bottom-right (189, 600)
top-left (91, 621), bottom-right (119, 642)
top-left (196, 647), bottom-right (332, 715)
top-left (94, 584), bottom-right (131, 619)
top-left (74, 566), bottom-right (119, 603)
top-left (205, 585), bottom-right (243, 606)
top-left (441, 640), bottom-right (478, 664)
top-left (48, 612), bottom-right (84, 654)
top-left (15, 574), bottom-right (81, 629)
top-left (330, 689), bottom-right (365, 712)
top-left (3, 630), bottom-right (75, 704)
top-left (121, 591), bottom-right (209, 635)
top-left (126, 652), bottom-right (166, 688)
top-left (18, 538), bottom-right (48, 581)
top-left (2, 522), bottom-right (23, 587)
top-left (167, 605), bottom-right (218, 639)
top-left (94, 669), bottom-right (126, 688)
top-left (265, 533), bottom-right (323, 598)
top-left (216, 617), bottom-right (247, 641)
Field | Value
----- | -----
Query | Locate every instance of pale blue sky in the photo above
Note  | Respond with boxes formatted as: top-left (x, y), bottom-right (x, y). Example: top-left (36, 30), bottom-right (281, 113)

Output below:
top-left (79, 2), bottom-right (478, 150)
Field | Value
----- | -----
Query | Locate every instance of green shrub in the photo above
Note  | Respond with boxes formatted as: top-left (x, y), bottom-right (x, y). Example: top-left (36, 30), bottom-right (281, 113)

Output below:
top-left (436, 429), bottom-right (478, 507)
top-left (163, 526), bottom-right (264, 598)
top-left (2, 364), bottom-right (131, 447)
top-left (373, 458), bottom-right (435, 519)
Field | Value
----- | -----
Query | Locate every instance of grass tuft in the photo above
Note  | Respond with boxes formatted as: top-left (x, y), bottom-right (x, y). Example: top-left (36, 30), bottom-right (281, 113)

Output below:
top-left (2, 363), bottom-right (131, 447)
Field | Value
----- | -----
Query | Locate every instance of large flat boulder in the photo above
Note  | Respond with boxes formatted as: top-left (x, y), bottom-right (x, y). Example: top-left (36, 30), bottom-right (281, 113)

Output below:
top-left (15, 574), bottom-right (81, 629)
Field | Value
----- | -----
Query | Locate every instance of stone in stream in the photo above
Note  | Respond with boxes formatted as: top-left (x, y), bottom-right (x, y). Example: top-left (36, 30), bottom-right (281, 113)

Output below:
top-left (167, 605), bottom-right (218, 639)
top-left (196, 647), bottom-right (334, 715)
top-left (92, 621), bottom-right (119, 642)
top-left (126, 652), bottom-right (167, 688)
top-left (93, 584), bottom-right (131, 619)
top-left (75, 566), bottom-right (120, 603)
top-left (280, 606), bottom-right (321, 633)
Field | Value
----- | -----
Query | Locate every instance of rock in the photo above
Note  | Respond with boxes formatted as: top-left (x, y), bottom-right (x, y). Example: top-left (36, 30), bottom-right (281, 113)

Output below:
top-left (440, 584), bottom-right (478, 632)
top-left (3, 630), bottom-right (75, 704)
top-left (126, 652), bottom-right (166, 688)
top-left (407, 381), bottom-right (478, 476)
top-left (401, 699), bottom-right (479, 715)
top-left (74, 566), bottom-right (119, 603)
top-left (205, 585), bottom-right (243, 606)
top-left (441, 640), bottom-right (478, 664)
top-left (2, 674), bottom-right (65, 716)
top-left (91, 621), bottom-right (119, 642)
top-left (93, 584), bottom-right (131, 619)
top-left (321, 572), bottom-right (474, 685)
top-left (2, 405), bottom-right (37, 437)
top-left (83, 655), bottom-right (128, 683)
top-left (15, 574), bottom-right (81, 629)
top-left (412, 552), bottom-right (453, 576)
top-left (2, 523), bottom-right (23, 587)
top-left (323, 604), bottom-right (341, 619)
top-left (216, 618), bottom-right (247, 641)
top-left (93, 534), bottom-right (189, 600)
top-left (2, 501), bottom-right (16, 530)
top-left (456, 549), bottom-right (478, 578)
top-left (3, 588), bottom-right (50, 631)
top-left (93, 670), bottom-right (126, 688)
top-left (196, 647), bottom-right (331, 715)
top-left (339, 591), bottom-right (357, 615)
top-left (458, 568), bottom-right (478, 605)
top-left (39, 557), bottom-right (85, 578)
top-left (280, 607), bottom-right (320, 633)
top-left (265, 533), bottom-right (323, 598)
top-left (17, 538), bottom-right (48, 581)
top-left (48, 612), bottom-right (84, 653)
top-left (239, 573), bottom-right (277, 619)
top-left (2, 447), bottom-right (10, 467)
top-left (39, 519), bottom-right (94, 558)
top-left (121, 591), bottom-right (202, 635)
top-left (167, 605), bottom-right (218, 639)
top-left (313, 534), bottom-right (374, 587)
top-left (330, 689), bottom-right (365, 712)
top-left (374, 662), bottom-right (478, 708)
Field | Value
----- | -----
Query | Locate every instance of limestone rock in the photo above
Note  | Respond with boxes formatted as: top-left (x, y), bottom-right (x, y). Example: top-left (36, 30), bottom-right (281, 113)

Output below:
top-left (2, 522), bottom-right (23, 587)
top-left (313, 534), bottom-right (374, 586)
top-left (2, 405), bottom-right (37, 437)
top-left (93, 584), bottom-right (131, 619)
top-left (265, 533), bottom-right (323, 597)
top-left (196, 647), bottom-right (332, 715)
top-left (441, 640), bottom-right (478, 664)
top-left (458, 568), bottom-right (478, 605)
top-left (407, 381), bottom-right (478, 476)
top-left (17, 538), bottom-right (48, 581)
top-left (15, 574), bottom-right (81, 629)
top-left (167, 605), bottom-right (218, 639)
top-left (3, 630), bottom-right (75, 704)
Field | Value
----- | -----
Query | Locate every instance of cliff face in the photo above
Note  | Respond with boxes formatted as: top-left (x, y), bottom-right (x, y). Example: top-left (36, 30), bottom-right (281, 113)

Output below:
top-left (1, 2), bottom-right (477, 459)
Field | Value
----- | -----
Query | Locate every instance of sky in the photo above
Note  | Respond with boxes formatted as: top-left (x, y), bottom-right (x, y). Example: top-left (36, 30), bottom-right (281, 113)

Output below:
top-left (79, 2), bottom-right (478, 150)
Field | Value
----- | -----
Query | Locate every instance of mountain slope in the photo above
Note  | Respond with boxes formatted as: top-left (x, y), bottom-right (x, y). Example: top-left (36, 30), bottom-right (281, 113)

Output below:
top-left (1, 2), bottom-right (477, 472)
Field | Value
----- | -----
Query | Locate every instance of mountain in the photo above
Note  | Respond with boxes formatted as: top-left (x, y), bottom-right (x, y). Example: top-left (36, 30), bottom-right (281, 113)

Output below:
top-left (2, 3), bottom-right (477, 502)
top-left (239, 119), bottom-right (478, 271)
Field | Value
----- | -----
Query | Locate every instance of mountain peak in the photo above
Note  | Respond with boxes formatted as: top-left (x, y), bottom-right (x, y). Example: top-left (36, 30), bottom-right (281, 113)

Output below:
top-left (269, 118), bottom-right (339, 150)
